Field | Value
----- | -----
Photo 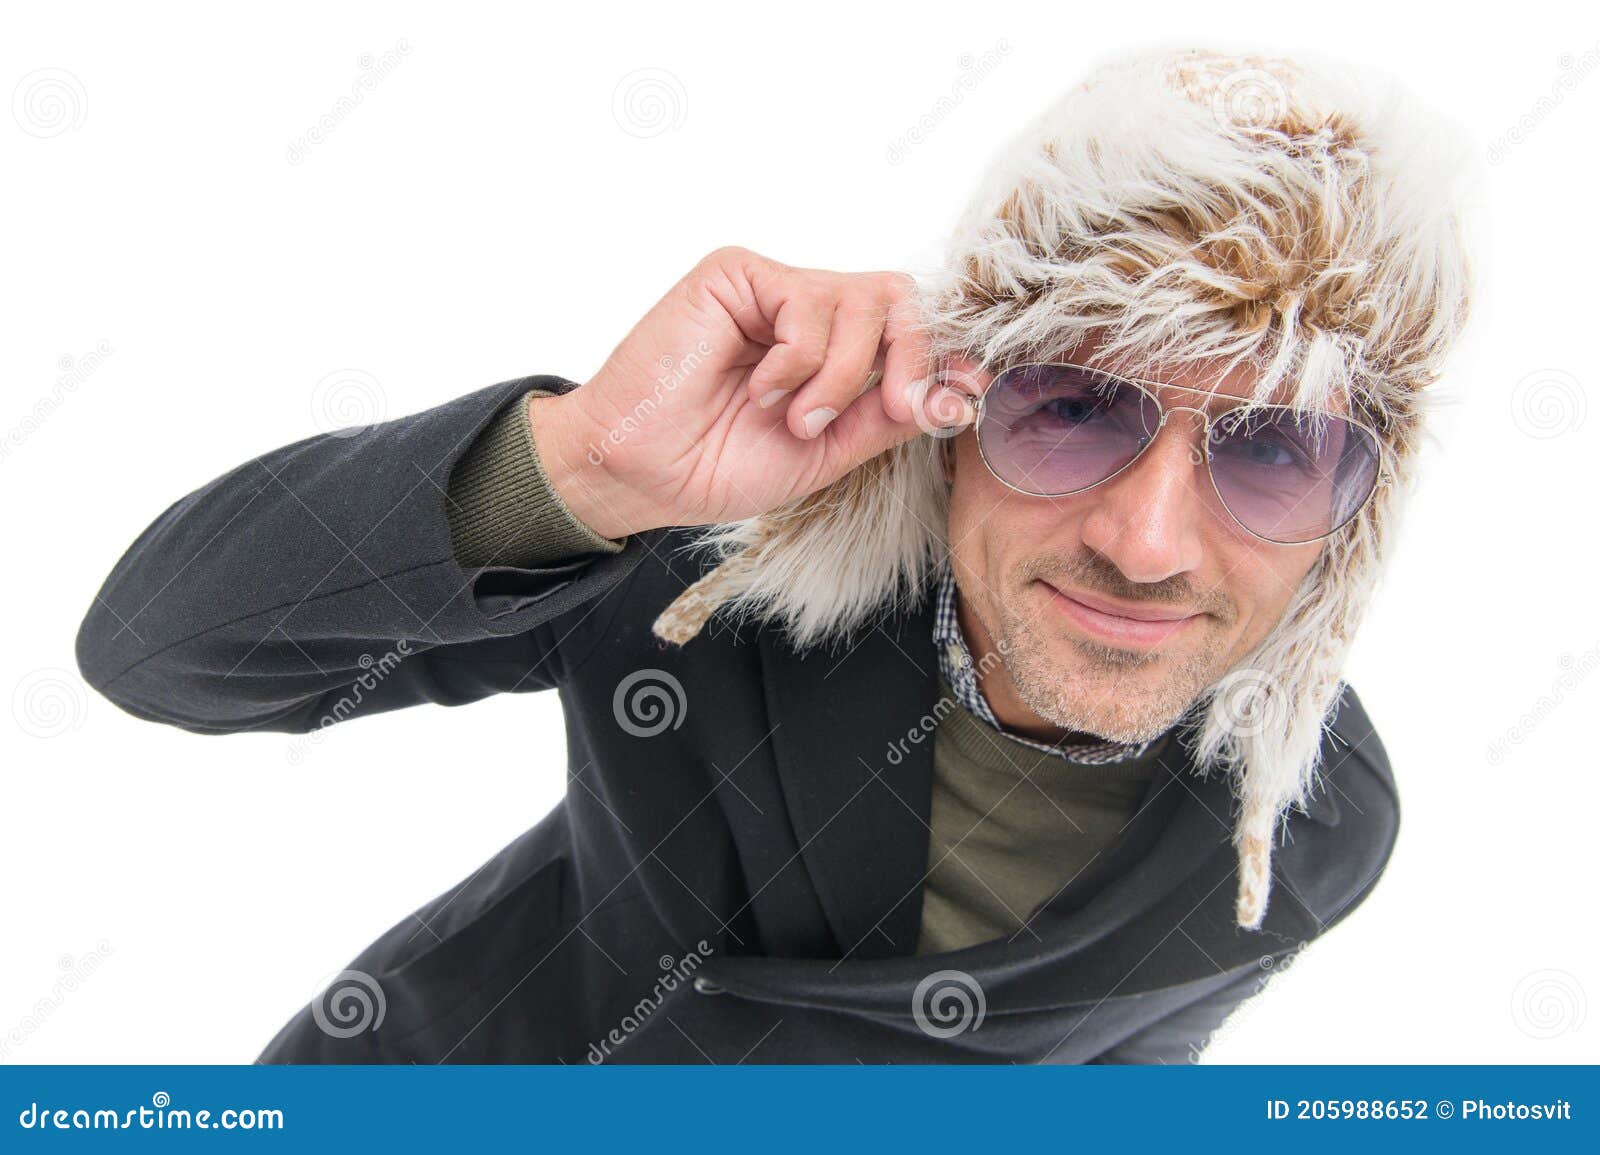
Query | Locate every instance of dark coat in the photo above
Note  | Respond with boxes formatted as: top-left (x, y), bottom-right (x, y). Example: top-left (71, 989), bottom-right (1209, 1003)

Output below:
top-left (75, 375), bottom-right (1400, 1064)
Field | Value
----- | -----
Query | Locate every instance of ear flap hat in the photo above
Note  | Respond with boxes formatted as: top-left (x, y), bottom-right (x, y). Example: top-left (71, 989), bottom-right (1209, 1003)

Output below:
top-left (654, 42), bottom-right (1480, 930)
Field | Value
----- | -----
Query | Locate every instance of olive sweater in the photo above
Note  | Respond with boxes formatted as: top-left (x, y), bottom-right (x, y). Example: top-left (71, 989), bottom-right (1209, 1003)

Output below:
top-left (446, 390), bottom-right (1165, 955)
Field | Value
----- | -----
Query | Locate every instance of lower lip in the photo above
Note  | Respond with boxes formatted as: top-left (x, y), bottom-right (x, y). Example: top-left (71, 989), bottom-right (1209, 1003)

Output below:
top-left (1042, 582), bottom-right (1200, 648)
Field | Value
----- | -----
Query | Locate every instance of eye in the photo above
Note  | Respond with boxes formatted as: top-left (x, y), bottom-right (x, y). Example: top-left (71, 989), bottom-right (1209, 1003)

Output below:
top-left (1210, 415), bottom-right (1317, 472)
top-left (1041, 395), bottom-right (1109, 425)
top-left (1240, 438), bottom-right (1294, 467)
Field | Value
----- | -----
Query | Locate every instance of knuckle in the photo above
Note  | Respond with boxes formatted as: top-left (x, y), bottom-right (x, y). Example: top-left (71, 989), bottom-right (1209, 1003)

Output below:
top-left (788, 340), bottom-right (828, 373)
top-left (834, 288), bottom-right (885, 324)
top-left (698, 244), bottom-right (764, 274)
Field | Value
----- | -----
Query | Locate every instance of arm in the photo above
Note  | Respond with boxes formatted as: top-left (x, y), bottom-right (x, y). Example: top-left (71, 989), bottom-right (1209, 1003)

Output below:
top-left (75, 376), bottom-right (639, 735)
top-left (77, 247), bottom-right (956, 737)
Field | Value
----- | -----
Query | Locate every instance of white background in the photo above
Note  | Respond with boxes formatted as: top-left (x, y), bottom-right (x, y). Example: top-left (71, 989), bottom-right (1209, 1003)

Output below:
top-left (3, 0), bottom-right (1595, 1064)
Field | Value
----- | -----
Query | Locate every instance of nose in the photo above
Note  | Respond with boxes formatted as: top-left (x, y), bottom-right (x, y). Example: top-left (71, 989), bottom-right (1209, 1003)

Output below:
top-left (1077, 410), bottom-right (1208, 583)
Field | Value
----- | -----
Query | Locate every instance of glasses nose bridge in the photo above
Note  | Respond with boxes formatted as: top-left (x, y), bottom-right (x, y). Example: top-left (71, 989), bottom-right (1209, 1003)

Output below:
top-left (1151, 403), bottom-right (1215, 459)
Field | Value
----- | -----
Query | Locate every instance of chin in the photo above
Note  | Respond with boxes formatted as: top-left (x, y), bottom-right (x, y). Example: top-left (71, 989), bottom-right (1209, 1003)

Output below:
top-left (1007, 638), bottom-right (1201, 746)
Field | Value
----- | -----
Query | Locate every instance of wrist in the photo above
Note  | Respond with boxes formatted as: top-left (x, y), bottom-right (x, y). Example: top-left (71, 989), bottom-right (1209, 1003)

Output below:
top-left (524, 391), bottom-right (646, 541)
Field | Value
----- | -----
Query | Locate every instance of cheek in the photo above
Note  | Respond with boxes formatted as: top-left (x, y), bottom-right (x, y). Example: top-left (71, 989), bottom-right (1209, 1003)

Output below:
top-left (949, 437), bottom-right (1085, 576)
top-left (945, 439), bottom-right (992, 575)
top-left (1221, 541), bottom-right (1322, 634)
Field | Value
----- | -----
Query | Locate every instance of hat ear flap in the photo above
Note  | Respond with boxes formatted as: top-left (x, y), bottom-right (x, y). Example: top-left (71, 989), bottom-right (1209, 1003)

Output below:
top-left (652, 439), bottom-right (950, 649)
top-left (652, 543), bottom-right (766, 645)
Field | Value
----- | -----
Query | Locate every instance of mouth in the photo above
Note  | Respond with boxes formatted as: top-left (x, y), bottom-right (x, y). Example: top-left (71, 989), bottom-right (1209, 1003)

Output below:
top-left (1039, 580), bottom-right (1202, 649)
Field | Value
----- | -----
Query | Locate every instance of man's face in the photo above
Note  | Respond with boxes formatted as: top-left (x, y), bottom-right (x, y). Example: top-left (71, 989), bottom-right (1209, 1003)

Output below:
top-left (943, 335), bottom-right (1326, 744)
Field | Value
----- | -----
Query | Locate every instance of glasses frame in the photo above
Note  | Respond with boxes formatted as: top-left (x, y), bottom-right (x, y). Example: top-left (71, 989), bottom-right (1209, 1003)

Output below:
top-left (969, 361), bottom-right (1390, 546)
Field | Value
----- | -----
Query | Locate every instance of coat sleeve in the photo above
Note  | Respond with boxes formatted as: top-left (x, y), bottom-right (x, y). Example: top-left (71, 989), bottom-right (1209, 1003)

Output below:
top-left (1086, 967), bottom-right (1267, 1064)
top-left (74, 374), bottom-right (656, 736)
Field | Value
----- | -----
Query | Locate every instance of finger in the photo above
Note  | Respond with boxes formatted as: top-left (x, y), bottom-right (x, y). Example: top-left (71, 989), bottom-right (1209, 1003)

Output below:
top-left (745, 281), bottom-right (834, 410)
top-left (814, 385), bottom-right (924, 479)
top-left (783, 292), bottom-right (891, 439)
top-left (877, 279), bottom-right (934, 425)
top-left (914, 376), bottom-right (979, 434)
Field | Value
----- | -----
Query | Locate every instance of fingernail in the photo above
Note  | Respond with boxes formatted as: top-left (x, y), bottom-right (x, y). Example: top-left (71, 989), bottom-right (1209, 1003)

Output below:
top-left (802, 407), bottom-right (837, 438)
top-left (758, 389), bottom-right (788, 409)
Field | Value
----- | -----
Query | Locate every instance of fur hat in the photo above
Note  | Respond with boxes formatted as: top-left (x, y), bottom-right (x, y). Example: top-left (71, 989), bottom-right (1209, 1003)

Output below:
top-left (653, 42), bottom-right (1480, 931)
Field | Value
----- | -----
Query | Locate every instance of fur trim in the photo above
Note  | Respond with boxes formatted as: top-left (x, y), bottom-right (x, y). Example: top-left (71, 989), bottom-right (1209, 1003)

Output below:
top-left (654, 41), bottom-right (1480, 930)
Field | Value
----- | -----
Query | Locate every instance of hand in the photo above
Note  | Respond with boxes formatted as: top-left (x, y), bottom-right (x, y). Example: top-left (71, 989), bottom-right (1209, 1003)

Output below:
top-left (527, 246), bottom-right (975, 539)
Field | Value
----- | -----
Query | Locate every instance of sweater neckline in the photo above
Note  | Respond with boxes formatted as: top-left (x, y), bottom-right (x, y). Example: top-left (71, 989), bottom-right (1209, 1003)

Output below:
top-left (934, 675), bottom-right (1175, 787)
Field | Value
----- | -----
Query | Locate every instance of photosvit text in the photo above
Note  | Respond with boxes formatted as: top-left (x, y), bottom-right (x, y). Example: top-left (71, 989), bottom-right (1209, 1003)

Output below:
top-left (1265, 1098), bottom-right (1573, 1122)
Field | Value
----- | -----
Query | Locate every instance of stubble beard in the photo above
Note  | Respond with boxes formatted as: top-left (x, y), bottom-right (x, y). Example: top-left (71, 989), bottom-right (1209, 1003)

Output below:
top-left (991, 592), bottom-right (1230, 745)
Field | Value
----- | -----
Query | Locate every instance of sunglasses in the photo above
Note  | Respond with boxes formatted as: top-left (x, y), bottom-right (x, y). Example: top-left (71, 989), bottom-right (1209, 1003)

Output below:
top-left (967, 362), bottom-right (1386, 545)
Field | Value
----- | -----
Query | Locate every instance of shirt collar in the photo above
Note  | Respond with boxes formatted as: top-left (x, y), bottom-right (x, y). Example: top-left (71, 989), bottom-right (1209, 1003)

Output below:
top-left (931, 565), bottom-right (1156, 765)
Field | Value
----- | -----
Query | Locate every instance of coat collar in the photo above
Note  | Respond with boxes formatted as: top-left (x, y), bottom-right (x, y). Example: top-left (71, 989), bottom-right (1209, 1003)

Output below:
top-left (746, 581), bottom-right (1337, 1010)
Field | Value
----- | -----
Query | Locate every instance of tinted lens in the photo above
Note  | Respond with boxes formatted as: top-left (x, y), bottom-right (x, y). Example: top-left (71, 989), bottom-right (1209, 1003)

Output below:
top-left (1206, 407), bottom-right (1381, 543)
top-left (976, 364), bottom-right (1161, 496)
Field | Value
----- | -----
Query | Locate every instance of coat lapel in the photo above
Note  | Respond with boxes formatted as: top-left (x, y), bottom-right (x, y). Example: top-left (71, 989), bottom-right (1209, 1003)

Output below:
top-left (752, 583), bottom-right (1334, 992)
top-left (757, 596), bottom-right (941, 961)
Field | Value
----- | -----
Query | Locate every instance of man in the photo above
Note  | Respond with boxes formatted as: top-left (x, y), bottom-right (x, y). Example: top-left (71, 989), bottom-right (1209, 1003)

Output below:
top-left (75, 45), bottom-right (1476, 1062)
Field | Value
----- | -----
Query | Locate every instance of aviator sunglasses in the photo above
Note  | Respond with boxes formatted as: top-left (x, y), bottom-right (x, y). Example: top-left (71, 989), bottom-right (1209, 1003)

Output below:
top-left (965, 362), bottom-right (1386, 545)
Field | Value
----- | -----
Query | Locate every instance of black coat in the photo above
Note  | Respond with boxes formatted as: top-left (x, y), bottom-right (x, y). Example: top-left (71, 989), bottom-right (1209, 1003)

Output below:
top-left (75, 375), bottom-right (1400, 1064)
